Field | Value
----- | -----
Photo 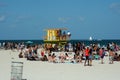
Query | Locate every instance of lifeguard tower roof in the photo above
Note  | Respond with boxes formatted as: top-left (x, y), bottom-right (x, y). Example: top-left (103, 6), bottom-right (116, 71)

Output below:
top-left (44, 28), bottom-right (67, 31)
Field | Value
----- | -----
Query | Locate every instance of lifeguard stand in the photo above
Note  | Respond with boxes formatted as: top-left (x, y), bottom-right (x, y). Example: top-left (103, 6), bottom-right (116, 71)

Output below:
top-left (43, 28), bottom-right (71, 45)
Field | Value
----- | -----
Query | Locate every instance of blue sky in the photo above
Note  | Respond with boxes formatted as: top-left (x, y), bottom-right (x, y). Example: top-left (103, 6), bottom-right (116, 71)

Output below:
top-left (0, 0), bottom-right (120, 40)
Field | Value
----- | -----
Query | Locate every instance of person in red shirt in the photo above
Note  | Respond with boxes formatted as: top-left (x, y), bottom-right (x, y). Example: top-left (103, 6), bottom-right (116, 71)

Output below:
top-left (84, 47), bottom-right (90, 66)
top-left (41, 50), bottom-right (44, 57)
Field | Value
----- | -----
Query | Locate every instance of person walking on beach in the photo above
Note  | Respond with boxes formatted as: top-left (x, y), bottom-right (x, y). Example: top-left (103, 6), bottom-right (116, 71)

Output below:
top-left (84, 47), bottom-right (90, 66)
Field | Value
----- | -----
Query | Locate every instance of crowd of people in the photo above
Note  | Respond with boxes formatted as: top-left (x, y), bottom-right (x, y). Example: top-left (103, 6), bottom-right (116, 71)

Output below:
top-left (1, 41), bottom-right (120, 66)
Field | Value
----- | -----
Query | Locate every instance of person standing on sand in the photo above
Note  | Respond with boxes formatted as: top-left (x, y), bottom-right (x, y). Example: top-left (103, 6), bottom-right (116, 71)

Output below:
top-left (84, 47), bottom-right (90, 66)
top-left (99, 48), bottom-right (105, 64)
top-left (89, 47), bottom-right (93, 66)
top-left (109, 49), bottom-right (114, 64)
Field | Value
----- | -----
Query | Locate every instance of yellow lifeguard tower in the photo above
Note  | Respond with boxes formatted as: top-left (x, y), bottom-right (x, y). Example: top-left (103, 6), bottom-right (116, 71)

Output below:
top-left (43, 28), bottom-right (71, 44)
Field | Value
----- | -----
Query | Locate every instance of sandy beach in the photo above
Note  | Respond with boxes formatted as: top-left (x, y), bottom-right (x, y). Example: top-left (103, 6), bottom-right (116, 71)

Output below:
top-left (1, 0), bottom-right (120, 80)
top-left (0, 49), bottom-right (120, 80)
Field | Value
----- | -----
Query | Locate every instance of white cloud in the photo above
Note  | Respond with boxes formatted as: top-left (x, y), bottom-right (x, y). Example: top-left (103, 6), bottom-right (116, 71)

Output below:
top-left (10, 24), bottom-right (17, 28)
top-left (58, 17), bottom-right (70, 23)
top-left (0, 2), bottom-right (7, 7)
top-left (110, 3), bottom-right (120, 13)
top-left (58, 16), bottom-right (85, 23)
top-left (110, 3), bottom-right (120, 8)
top-left (17, 16), bottom-right (27, 19)
top-left (0, 15), bottom-right (5, 22)
top-left (17, 15), bottom-right (33, 19)
top-left (78, 16), bottom-right (85, 22)
top-left (15, 15), bottom-right (33, 23)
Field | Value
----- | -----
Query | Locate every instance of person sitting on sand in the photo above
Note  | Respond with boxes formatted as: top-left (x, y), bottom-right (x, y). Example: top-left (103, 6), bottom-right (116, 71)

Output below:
top-left (41, 49), bottom-right (45, 57)
top-left (51, 53), bottom-right (57, 63)
top-left (27, 47), bottom-right (36, 60)
top-left (40, 55), bottom-right (48, 61)
top-left (19, 52), bottom-right (23, 58)
top-left (48, 54), bottom-right (53, 62)
top-left (79, 50), bottom-right (84, 63)
top-left (32, 46), bottom-right (39, 59)
top-left (59, 53), bottom-right (65, 63)
top-left (117, 54), bottom-right (120, 61)
top-left (114, 53), bottom-right (118, 61)
top-left (74, 50), bottom-right (80, 63)
top-left (24, 46), bottom-right (29, 58)
top-left (65, 53), bottom-right (69, 60)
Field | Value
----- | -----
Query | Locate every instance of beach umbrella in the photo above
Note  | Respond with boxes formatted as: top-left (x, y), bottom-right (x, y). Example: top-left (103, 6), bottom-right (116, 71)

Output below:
top-left (25, 41), bottom-right (33, 44)
top-left (25, 41), bottom-right (34, 46)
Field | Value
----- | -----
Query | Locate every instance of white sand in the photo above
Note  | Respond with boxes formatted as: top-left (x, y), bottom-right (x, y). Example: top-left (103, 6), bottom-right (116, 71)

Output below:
top-left (0, 50), bottom-right (120, 80)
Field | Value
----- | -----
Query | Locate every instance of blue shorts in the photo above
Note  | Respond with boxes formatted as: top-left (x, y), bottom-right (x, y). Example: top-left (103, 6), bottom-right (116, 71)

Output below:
top-left (89, 55), bottom-right (92, 59)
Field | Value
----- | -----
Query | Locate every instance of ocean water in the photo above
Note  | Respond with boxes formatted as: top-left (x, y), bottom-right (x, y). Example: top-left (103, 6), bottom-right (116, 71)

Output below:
top-left (0, 39), bottom-right (120, 46)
